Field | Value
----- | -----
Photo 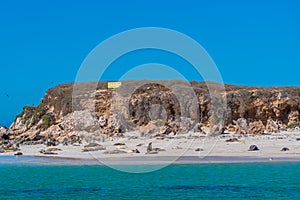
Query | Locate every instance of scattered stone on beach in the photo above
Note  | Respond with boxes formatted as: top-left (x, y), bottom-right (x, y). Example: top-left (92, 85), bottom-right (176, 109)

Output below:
top-left (14, 152), bottom-right (23, 156)
top-left (195, 148), bottom-right (204, 152)
top-left (226, 138), bottom-right (240, 142)
top-left (136, 143), bottom-right (143, 146)
top-left (281, 147), bottom-right (290, 151)
top-left (0, 149), bottom-right (5, 153)
top-left (248, 145), bottom-right (260, 151)
top-left (296, 138), bottom-right (300, 141)
top-left (113, 143), bottom-right (126, 146)
top-left (103, 149), bottom-right (127, 154)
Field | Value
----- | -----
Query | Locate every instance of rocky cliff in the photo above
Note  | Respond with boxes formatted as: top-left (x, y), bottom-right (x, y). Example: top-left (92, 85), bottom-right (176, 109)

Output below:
top-left (2, 81), bottom-right (300, 145)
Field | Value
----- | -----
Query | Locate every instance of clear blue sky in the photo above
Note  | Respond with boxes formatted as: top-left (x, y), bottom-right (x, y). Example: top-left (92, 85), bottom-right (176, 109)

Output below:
top-left (1, 0), bottom-right (300, 127)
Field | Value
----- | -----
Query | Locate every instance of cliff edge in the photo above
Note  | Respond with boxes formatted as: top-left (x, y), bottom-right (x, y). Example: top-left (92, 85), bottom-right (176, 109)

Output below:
top-left (2, 81), bottom-right (300, 146)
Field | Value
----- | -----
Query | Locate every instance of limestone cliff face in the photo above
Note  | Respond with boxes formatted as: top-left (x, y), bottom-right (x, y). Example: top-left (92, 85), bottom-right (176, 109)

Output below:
top-left (5, 81), bottom-right (300, 143)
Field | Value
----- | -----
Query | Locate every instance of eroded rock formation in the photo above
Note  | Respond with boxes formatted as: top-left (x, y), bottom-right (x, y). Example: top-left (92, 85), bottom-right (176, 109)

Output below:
top-left (4, 81), bottom-right (300, 145)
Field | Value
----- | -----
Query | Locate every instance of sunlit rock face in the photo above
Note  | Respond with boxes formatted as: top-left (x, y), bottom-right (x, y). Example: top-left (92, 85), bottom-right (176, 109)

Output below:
top-left (6, 81), bottom-right (300, 144)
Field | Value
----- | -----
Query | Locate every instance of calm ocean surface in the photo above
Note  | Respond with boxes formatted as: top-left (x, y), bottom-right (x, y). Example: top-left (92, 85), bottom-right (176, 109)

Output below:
top-left (0, 157), bottom-right (299, 199)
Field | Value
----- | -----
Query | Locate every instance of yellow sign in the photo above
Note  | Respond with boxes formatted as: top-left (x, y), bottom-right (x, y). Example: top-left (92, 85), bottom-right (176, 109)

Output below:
top-left (107, 81), bottom-right (122, 89)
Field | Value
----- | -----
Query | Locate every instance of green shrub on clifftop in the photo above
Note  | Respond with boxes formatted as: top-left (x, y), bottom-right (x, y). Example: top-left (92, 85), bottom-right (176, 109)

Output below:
top-left (286, 121), bottom-right (300, 129)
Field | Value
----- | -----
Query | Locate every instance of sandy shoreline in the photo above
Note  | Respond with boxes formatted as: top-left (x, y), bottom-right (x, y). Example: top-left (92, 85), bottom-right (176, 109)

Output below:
top-left (1, 131), bottom-right (300, 165)
top-left (1, 155), bottom-right (300, 166)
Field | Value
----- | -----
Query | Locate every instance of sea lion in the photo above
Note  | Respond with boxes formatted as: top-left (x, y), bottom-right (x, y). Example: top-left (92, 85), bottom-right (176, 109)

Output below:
top-left (147, 142), bottom-right (152, 153)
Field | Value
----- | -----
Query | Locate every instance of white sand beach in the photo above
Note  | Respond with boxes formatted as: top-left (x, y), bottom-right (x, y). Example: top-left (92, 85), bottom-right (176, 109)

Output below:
top-left (1, 131), bottom-right (300, 165)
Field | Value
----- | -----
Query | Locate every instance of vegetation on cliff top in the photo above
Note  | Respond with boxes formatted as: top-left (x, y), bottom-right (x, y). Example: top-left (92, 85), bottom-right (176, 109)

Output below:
top-left (286, 121), bottom-right (300, 129)
top-left (14, 102), bottom-right (49, 127)
top-left (12, 81), bottom-right (300, 133)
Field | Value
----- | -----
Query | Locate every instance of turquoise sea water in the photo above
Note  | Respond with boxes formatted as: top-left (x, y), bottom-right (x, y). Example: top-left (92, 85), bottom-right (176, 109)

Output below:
top-left (0, 157), bottom-right (299, 199)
